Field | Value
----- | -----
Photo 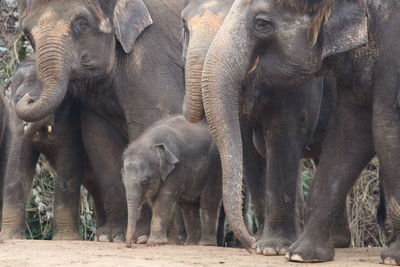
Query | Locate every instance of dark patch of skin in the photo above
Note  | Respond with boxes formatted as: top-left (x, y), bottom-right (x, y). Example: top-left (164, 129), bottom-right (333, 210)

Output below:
top-left (203, 0), bottom-right (400, 263)
top-left (123, 116), bottom-right (222, 246)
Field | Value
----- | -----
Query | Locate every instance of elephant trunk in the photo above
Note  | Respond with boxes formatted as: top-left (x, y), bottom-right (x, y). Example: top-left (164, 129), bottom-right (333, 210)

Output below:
top-left (16, 20), bottom-right (72, 122)
top-left (183, 33), bottom-right (212, 122)
top-left (201, 1), bottom-right (255, 250)
top-left (125, 188), bottom-right (142, 248)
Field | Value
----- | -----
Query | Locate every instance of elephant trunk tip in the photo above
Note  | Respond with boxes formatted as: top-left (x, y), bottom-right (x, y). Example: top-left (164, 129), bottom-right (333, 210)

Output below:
top-left (126, 220), bottom-right (135, 248)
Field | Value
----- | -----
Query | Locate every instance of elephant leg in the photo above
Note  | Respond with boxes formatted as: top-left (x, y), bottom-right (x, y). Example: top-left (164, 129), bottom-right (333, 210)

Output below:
top-left (217, 205), bottom-right (226, 246)
top-left (372, 73), bottom-right (400, 265)
top-left (0, 136), bottom-right (39, 240)
top-left (81, 109), bottom-right (127, 243)
top-left (199, 173), bottom-right (222, 246)
top-left (147, 193), bottom-right (177, 246)
top-left (134, 203), bottom-right (152, 244)
top-left (174, 206), bottom-right (187, 244)
top-left (256, 117), bottom-right (304, 256)
top-left (330, 204), bottom-right (351, 248)
top-left (286, 94), bottom-right (374, 263)
top-left (180, 201), bottom-right (202, 245)
top-left (52, 144), bottom-right (85, 240)
top-left (241, 123), bottom-right (264, 233)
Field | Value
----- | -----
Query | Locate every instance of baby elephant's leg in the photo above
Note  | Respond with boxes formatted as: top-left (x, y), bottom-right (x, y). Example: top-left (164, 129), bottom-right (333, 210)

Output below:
top-left (199, 176), bottom-right (222, 246)
top-left (147, 192), bottom-right (176, 246)
top-left (180, 202), bottom-right (201, 245)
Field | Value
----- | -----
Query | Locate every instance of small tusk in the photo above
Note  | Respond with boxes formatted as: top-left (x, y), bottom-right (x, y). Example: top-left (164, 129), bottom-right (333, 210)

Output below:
top-left (247, 56), bottom-right (260, 75)
top-left (47, 125), bottom-right (52, 133)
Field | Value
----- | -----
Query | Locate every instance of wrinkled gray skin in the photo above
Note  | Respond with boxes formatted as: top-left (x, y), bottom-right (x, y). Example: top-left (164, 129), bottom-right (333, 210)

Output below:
top-left (182, 0), bottom-right (350, 255)
top-left (14, 0), bottom-right (185, 241)
top-left (0, 95), bottom-right (11, 222)
top-left (123, 116), bottom-right (222, 247)
top-left (187, 0), bottom-right (400, 264)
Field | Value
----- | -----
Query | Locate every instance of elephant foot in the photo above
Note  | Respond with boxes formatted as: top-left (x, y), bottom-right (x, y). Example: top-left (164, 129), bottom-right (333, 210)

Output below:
top-left (381, 239), bottom-right (400, 265)
top-left (198, 236), bottom-right (217, 246)
top-left (0, 228), bottom-right (26, 240)
top-left (53, 231), bottom-right (81, 241)
top-left (331, 233), bottom-right (351, 248)
top-left (96, 225), bottom-right (125, 243)
top-left (255, 232), bottom-right (295, 256)
top-left (285, 234), bottom-right (334, 263)
top-left (147, 236), bottom-right (168, 246)
top-left (136, 235), bottom-right (149, 244)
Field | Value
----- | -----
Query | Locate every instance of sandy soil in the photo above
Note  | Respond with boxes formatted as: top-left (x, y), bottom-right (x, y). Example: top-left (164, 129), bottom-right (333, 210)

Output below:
top-left (0, 240), bottom-right (384, 267)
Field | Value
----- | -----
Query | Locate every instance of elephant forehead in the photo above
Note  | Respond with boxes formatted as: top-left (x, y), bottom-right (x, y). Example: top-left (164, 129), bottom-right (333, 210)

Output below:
top-left (189, 11), bottom-right (226, 33)
top-left (32, 10), bottom-right (71, 37)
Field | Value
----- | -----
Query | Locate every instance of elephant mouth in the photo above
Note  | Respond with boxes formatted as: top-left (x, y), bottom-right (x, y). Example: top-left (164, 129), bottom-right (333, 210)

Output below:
top-left (23, 121), bottom-right (55, 138)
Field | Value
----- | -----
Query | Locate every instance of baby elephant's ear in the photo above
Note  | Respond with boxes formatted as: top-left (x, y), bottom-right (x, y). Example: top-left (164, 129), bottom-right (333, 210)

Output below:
top-left (113, 0), bottom-right (153, 54)
top-left (154, 144), bottom-right (179, 181)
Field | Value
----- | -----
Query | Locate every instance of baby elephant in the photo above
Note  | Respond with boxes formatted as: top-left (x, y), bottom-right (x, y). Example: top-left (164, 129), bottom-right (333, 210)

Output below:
top-left (123, 116), bottom-right (222, 247)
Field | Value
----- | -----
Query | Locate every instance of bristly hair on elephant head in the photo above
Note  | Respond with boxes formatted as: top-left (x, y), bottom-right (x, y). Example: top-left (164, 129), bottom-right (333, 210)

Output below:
top-left (276, 0), bottom-right (356, 45)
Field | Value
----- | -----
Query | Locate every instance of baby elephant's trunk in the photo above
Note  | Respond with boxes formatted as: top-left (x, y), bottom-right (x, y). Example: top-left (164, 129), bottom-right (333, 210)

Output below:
top-left (126, 219), bottom-right (137, 248)
top-left (125, 191), bottom-right (142, 247)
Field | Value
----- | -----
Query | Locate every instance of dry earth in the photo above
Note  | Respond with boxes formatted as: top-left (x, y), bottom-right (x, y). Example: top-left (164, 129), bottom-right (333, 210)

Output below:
top-left (0, 240), bottom-right (385, 267)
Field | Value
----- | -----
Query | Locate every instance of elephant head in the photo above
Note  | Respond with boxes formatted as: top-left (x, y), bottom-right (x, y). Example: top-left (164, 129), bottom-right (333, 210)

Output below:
top-left (187, 0), bottom-right (368, 248)
top-left (16, 0), bottom-right (153, 122)
top-left (123, 143), bottom-right (179, 247)
top-left (181, 0), bottom-right (233, 122)
top-left (10, 60), bottom-right (55, 138)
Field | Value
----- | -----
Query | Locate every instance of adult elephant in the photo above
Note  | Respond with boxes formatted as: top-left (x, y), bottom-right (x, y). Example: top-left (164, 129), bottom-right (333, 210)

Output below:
top-left (0, 94), bottom-right (11, 222)
top-left (182, 0), bottom-right (350, 254)
top-left (185, 0), bottom-right (400, 264)
top-left (13, 0), bottom-right (185, 241)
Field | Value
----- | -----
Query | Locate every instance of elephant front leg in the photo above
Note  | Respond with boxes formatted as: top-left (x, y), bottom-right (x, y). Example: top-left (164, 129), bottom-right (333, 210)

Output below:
top-left (147, 192), bottom-right (177, 246)
top-left (0, 137), bottom-right (38, 240)
top-left (81, 109), bottom-right (127, 243)
top-left (52, 147), bottom-right (85, 240)
top-left (256, 117), bottom-right (305, 256)
top-left (286, 96), bottom-right (374, 263)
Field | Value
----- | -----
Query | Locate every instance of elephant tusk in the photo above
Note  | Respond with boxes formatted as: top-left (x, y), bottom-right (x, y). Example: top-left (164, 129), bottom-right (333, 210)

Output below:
top-left (247, 56), bottom-right (260, 75)
top-left (47, 125), bottom-right (53, 133)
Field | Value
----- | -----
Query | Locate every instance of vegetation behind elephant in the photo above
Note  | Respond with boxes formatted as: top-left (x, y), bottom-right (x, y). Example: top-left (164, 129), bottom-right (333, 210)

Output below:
top-left (181, 0), bottom-right (350, 255)
top-left (14, 0), bottom-right (186, 241)
top-left (188, 0), bottom-right (400, 264)
top-left (123, 115), bottom-right (222, 247)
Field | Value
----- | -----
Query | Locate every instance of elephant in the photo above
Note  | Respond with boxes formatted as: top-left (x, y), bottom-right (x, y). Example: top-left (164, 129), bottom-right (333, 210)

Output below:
top-left (2, 59), bottom-right (100, 240)
top-left (13, 0), bottom-right (186, 241)
top-left (182, 0), bottom-right (350, 255)
top-left (185, 0), bottom-right (400, 264)
top-left (1, 59), bottom-right (151, 242)
top-left (0, 94), bottom-right (11, 222)
top-left (123, 115), bottom-right (222, 247)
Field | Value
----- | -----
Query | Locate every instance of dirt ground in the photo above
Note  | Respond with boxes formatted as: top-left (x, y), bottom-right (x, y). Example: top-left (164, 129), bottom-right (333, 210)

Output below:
top-left (0, 240), bottom-right (385, 267)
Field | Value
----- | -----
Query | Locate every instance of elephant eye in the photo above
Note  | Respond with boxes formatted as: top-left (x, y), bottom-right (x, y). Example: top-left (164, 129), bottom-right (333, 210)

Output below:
top-left (73, 17), bottom-right (90, 35)
top-left (253, 14), bottom-right (275, 37)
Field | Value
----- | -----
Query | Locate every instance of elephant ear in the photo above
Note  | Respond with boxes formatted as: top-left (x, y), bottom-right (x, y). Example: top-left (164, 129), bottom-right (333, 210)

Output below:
top-left (113, 0), bottom-right (153, 54)
top-left (154, 143), bottom-right (180, 182)
top-left (321, 2), bottom-right (368, 59)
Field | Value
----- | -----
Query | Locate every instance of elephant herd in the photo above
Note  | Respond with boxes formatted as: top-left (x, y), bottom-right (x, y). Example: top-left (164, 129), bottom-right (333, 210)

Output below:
top-left (0, 0), bottom-right (399, 265)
